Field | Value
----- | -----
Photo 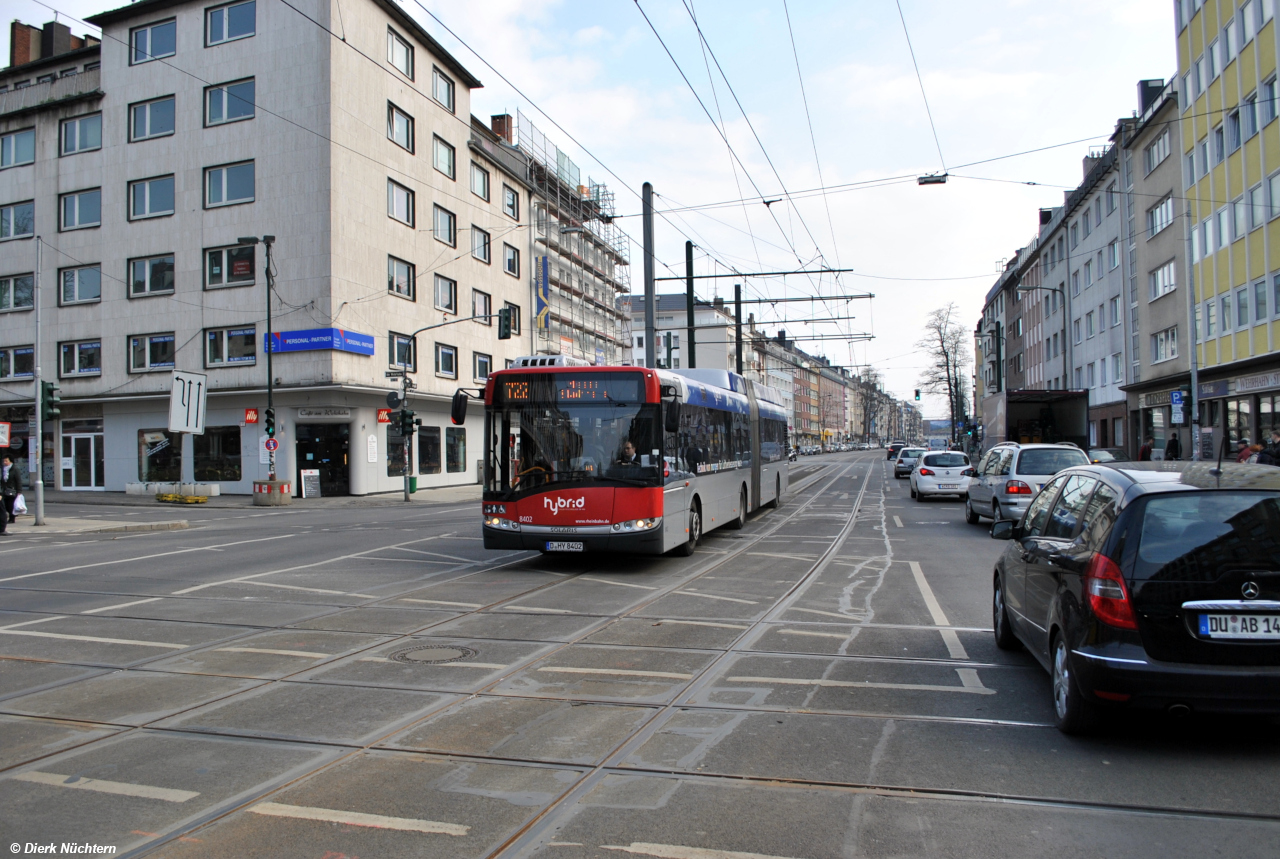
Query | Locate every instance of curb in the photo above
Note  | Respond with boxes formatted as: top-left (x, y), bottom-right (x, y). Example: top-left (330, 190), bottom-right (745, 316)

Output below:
top-left (91, 520), bottom-right (189, 534)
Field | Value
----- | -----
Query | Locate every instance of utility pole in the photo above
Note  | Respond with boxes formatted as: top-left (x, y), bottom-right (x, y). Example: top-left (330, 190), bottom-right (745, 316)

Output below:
top-left (685, 240), bottom-right (696, 369)
top-left (32, 237), bottom-right (44, 526)
top-left (734, 283), bottom-right (743, 375)
top-left (642, 182), bottom-right (656, 370)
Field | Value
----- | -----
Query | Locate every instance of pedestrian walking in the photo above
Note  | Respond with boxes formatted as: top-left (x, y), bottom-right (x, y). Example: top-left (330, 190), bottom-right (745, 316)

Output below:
top-left (0, 456), bottom-right (21, 535)
top-left (1236, 439), bottom-right (1254, 463)
top-left (1164, 432), bottom-right (1182, 461)
top-left (1138, 437), bottom-right (1154, 461)
top-left (1260, 431), bottom-right (1280, 466)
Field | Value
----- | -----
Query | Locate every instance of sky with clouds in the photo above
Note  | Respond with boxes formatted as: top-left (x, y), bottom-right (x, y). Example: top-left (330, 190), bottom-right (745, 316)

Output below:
top-left (6, 0), bottom-right (1176, 416)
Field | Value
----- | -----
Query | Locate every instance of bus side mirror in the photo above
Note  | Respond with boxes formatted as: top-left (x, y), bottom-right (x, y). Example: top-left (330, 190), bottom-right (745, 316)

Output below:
top-left (664, 399), bottom-right (681, 434)
top-left (450, 389), bottom-right (468, 425)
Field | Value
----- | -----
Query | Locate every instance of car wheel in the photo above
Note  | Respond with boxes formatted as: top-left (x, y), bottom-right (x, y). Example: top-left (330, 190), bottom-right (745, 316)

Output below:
top-left (675, 503), bottom-right (701, 556)
top-left (728, 487), bottom-right (747, 530)
top-left (992, 500), bottom-right (1004, 521)
top-left (1052, 634), bottom-right (1097, 735)
top-left (965, 497), bottom-right (981, 525)
top-left (993, 574), bottom-right (1018, 650)
top-left (909, 484), bottom-right (917, 499)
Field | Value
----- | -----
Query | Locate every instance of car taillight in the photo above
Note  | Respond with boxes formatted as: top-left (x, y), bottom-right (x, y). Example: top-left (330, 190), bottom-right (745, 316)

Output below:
top-left (962, 468), bottom-right (975, 477)
top-left (1084, 552), bottom-right (1137, 630)
top-left (1004, 480), bottom-right (1033, 494)
top-left (918, 467), bottom-right (934, 476)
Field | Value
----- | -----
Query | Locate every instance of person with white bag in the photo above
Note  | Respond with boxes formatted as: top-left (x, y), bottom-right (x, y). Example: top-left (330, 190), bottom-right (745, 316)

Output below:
top-left (0, 456), bottom-right (20, 534)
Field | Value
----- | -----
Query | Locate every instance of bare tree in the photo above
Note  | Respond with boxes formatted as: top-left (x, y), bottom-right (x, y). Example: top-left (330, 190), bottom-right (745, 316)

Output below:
top-left (917, 303), bottom-right (972, 442)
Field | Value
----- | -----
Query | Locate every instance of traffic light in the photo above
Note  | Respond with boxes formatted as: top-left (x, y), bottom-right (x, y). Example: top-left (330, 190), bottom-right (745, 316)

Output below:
top-left (40, 381), bottom-right (61, 422)
top-left (400, 408), bottom-right (416, 437)
top-left (497, 307), bottom-right (512, 340)
top-left (914, 389), bottom-right (921, 401)
top-left (264, 407), bottom-right (276, 438)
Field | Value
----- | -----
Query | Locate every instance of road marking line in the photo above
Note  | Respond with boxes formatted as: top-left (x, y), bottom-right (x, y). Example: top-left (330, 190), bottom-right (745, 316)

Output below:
top-left (385, 547), bottom-right (473, 562)
top-left (956, 668), bottom-right (988, 690)
top-left (654, 620), bottom-right (749, 630)
top-left (745, 552), bottom-right (819, 561)
top-left (0, 626), bottom-right (188, 648)
top-left (777, 629), bottom-right (849, 639)
top-left (0, 615), bottom-right (67, 630)
top-left (501, 605), bottom-right (574, 613)
top-left (0, 534), bottom-right (296, 584)
top-left (81, 598), bottom-right (163, 615)
top-left (940, 628), bottom-right (969, 660)
top-left (723, 675), bottom-right (995, 695)
top-left (785, 607), bottom-right (866, 620)
top-left (216, 647), bottom-right (328, 658)
top-left (537, 666), bottom-right (693, 680)
top-left (908, 561), bottom-right (951, 627)
top-left (13, 771), bottom-right (199, 802)
top-left (674, 590), bottom-right (758, 605)
top-left (581, 576), bottom-right (659, 590)
top-left (893, 516), bottom-right (904, 528)
top-left (399, 599), bottom-right (483, 608)
top-left (602, 842), bottom-right (800, 859)
top-left (234, 580), bottom-right (380, 598)
top-left (358, 657), bottom-right (509, 669)
top-left (249, 802), bottom-right (469, 835)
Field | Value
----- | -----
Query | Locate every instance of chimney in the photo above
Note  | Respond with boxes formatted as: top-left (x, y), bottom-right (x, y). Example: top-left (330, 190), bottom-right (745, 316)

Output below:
top-left (41, 21), bottom-right (72, 59)
top-left (1137, 78), bottom-right (1165, 114)
top-left (9, 21), bottom-right (43, 67)
top-left (1039, 208), bottom-right (1053, 226)
top-left (491, 114), bottom-right (514, 144)
top-left (713, 296), bottom-right (724, 310)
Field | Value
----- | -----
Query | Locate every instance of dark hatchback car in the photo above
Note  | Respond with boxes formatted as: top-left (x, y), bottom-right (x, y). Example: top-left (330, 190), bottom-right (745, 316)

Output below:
top-left (990, 461), bottom-right (1280, 733)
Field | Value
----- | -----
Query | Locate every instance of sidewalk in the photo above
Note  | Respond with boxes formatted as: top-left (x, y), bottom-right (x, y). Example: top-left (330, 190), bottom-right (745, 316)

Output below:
top-left (1, 515), bottom-right (189, 535)
top-left (37, 482), bottom-right (484, 510)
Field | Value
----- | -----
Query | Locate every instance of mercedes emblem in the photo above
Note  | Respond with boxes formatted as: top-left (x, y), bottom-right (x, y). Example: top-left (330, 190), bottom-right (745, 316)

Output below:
top-left (1242, 581), bottom-right (1261, 600)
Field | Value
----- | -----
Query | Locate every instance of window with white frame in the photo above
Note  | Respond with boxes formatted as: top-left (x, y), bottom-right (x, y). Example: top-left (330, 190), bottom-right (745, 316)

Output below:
top-left (473, 289), bottom-right (491, 324)
top-left (0, 274), bottom-right (34, 311)
top-left (1221, 294), bottom-right (1233, 332)
top-left (205, 326), bottom-right (256, 366)
top-left (1265, 78), bottom-right (1280, 127)
top-left (474, 352), bottom-right (491, 381)
top-left (433, 136), bottom-right (455, 179)
top-left (129, 175), bottom-right (174, 219)
top-left (60, 189), bottom-right (100, 230)
top-left (434, 274), bottom-right (456, 313)
top-left (1151, 326), bottom-right (1178, 363)
top-left (388, 255), bottom-right (414, 299)
top-left (1, 201), bottom-right (34, 240)
top-left (1234, 197), bottom-right (1247, 239)
top-left (1251, 184), bottom-right (1266, 228)
top-left (60, 114), bottom-right (100, 155)
top-left (1206, 298), bottom-right (1218, 336)
top-left (1071, 270), bottom-right (1080, 296)
top-left (1086, 311), bottom-right (1096, 338)
top-left (130, 332), bottom-right (176, 371)
top-left (1245, 0), bottom-right (1258, 43)
top-left (1213, 125), bottom-right (1225, 164)
top-left (205, 161), bottom-right (254, 207)
top-left (503, 185), bottom-right (519, 220)
top-left (129, 254), bottom-right (175, 296)
top-left (1149, 260), bottom-right (1176, 300)
top-left (1228, 109), bottom-right (1242, 150)
top-left (206, 79), bottom-right (254, 125)
top-left (1084, 260), bottom-right (1093, 286)
top-left (131, 19), bottom-right (176, 64)
top-left (59, 340), bottom-right (101, 378)
top-left (503, 243), bottom-right (519, 277)
top-left (1073, 318), bottom-right (1081, 343)
top-left (0, 129), bottom-right (34, 168)
top-left (388, 179), bottom-right (414, 226)
top-left (1106, 182), bottom-right (1117, 213)
top-left (470, 162), bottom-right (489, 200)
top-left (1083, 212), bottom-right (1092, 239)
top-left (1109, 296), bottom-right (1120, 327)
top-left (472, 226), bottom-right (490, 263)
top-left (1256, 280), bottom-right (1269, 322)
top-left (1087, 362), bottom-right (1096, 388)
top-left (432, 67), bottom-right (455, 112)
top-left (1274, 274), bottom-right (1280, 319)
top-left (1237, 286), bottom-right (1250, 327)
top-left (206, 0), bottom-right (255, 46)
top-left (1112, 353), bottom-right (1122, 383)
top-left (1147, 196), bottom-right (1174, 236)
top-left (130, 96), bottom-right (175, 140)
top-left (435, 343), bottom-right (457, 378)
top-left (1108, 239), bottom-right (1119, 269)
top-left (504, 302), bottom-right (521, 335)
top-left (1198, 137), bottom-right (1209, 177)
top-left (1225, 19), bottom-right (1238, 61)
top-left (60, 266), bottom-right (100, 305)
top-left (1245, 93), bottom-right (1260, 138)
top-left (205, 245), bottom-right (254, 288)
top-left (388, 103), bottom-right (413, 152)
top-left (1193, 56), bottom-right (1204, 96)
top-left (1209, 39), bottom-right (1220, 79)
top-left (1074, 367), bottom-right (1083, 388)
top-left (433, 205), bottom-right (456, 245)
top-left (388, 28), bottom-right (413, 78)
top-left (0, 345), bottom-right (33, 378)
top-left (1217, 208), bottom-right (1230, 246)
top-left (389, 332), bottom-right (416, 370)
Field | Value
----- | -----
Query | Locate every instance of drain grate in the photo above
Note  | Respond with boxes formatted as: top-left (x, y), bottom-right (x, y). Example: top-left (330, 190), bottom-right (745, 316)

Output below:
top-left (388, 644), bottom-right (477, 665)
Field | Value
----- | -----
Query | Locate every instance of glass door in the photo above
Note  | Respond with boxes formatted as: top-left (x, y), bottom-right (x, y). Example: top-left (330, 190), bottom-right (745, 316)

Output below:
top-left (61, 434), bottom-right (105, 489)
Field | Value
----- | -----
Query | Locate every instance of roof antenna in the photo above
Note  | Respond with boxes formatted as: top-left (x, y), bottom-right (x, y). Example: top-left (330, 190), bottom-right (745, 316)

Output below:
top-left (1210, 436), bottom-right (1227, 483)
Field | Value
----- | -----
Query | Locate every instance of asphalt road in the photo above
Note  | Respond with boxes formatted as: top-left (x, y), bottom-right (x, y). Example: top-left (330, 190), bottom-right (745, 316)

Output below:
top-left (1, 450), bottom-right (1278, 858)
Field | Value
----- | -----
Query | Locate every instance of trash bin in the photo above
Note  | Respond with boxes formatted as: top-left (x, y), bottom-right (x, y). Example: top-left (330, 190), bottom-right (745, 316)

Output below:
top-left (409, 476), bottom-right (418, 493)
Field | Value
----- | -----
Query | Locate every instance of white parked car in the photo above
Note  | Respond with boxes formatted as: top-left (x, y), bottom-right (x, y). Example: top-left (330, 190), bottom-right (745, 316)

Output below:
top-left (909, 451), bottom-right (974, 500)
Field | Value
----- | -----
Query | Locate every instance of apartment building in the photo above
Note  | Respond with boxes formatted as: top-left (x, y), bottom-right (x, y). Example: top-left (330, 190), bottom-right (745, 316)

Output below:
top-left (1178, 0), bottom-right (1280, 452)
top-left (622, 294), bottom-right (736, 370)
top-left (0, 0), bottom-right (538, 495)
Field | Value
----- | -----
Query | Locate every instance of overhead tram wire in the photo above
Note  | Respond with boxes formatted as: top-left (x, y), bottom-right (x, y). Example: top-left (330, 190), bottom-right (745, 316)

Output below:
top-left (896, 0), bottom-right (947, 175)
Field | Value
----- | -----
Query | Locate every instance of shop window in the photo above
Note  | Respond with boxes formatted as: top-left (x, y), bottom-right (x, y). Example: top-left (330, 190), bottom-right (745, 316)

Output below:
top-left (138, 429), bottom-right (181, 481)
top-left (418, 426), bottom-right (441, 474)
top-left (387, 423), bottom-right (412, 476)
top-left (193, 426), bottom-right (242, 481)
top-left (1227, 397), bottom-right (1253, 445)
top-left (446, 426), bottom-right (466, 473)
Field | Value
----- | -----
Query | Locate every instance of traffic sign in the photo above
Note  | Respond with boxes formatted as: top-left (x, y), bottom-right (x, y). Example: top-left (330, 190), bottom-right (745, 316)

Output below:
top-left (377, 408), bottom-right (393, 423)
top-left (0, 422), bottom-right (8, 447)
top-left (168, 371), bottom-right (208, 434)
top-left (265, 438), bottom-right (279, 452)
top-left (1170, 391), bottom-right (1184, 406)
top-left (245, 408), bottom-right (259, 424)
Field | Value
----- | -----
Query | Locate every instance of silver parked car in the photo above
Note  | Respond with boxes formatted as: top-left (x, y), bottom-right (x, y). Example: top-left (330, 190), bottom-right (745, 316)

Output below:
top-left (965, 442), bottom-right (1089, 523)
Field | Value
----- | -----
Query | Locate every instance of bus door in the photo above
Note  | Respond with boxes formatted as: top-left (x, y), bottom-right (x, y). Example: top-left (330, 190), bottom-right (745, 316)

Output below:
top-left (747, 386), bottom-right (761, 512)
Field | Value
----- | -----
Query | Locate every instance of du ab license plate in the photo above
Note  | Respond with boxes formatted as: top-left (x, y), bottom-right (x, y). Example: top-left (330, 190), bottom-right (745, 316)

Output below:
top-left (938, 484), bottom-right (959, 489)
top-left (1198, 614), bottom-right (1280, 639)
top-left (545, 541), bottom-right (584, 552)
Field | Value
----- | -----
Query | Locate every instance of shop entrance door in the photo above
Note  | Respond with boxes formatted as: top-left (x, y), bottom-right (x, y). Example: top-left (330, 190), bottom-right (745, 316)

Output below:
top-left (62, 434), bottom-right (105, 490)
top-left (295, 424), bottom-right (350, 495)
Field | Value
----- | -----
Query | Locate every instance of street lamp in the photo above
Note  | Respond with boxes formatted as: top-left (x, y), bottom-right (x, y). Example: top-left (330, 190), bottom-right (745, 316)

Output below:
top-left (239, 236), bottom-right (276, 480)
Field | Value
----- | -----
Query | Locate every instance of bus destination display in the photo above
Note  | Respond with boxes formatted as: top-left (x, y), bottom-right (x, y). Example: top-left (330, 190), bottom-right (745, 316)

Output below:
top-left (498, 373), bottom-right (643, 404)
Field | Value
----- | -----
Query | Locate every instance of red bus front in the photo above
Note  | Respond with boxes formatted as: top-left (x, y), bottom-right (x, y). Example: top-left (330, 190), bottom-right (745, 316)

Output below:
top-left (480, 366), bottom-right (669, 554)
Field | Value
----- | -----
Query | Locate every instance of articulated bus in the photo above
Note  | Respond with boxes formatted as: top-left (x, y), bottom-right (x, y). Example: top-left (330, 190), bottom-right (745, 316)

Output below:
top-left (466, 356), bottom-right (788, 555)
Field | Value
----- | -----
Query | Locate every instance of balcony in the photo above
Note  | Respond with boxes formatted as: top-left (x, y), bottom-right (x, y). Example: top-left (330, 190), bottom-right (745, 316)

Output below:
top-left (0, 68), bottom-right (101, 119)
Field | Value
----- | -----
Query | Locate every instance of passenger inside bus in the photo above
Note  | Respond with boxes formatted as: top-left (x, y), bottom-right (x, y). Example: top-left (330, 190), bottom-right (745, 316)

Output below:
top-left (618, 441), bottom-right (639, 465)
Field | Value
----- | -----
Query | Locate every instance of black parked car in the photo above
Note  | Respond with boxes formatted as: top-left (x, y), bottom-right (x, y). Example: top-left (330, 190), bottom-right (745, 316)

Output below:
top-left (990, 461), bottom-right (1280, 733)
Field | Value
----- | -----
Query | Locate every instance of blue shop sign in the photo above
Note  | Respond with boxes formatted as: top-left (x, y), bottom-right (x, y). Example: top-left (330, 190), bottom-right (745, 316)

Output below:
top-left (1198, 379), bottom-right (1228, 399)
top-left (266, 328), bottom-right (375, 355)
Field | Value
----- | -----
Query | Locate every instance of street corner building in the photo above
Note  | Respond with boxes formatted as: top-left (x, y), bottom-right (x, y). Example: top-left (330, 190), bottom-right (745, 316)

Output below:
top-left (0, 0), bottom-right (630, 495)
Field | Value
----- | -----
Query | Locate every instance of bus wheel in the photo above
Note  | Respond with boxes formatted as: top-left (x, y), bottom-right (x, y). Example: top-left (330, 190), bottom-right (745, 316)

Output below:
top-left (766, 474), bottom-right (782, 509)
top-left (728, 487), bottom-right (747, 529)
top-left (676, 502), bottom-right (701, 556)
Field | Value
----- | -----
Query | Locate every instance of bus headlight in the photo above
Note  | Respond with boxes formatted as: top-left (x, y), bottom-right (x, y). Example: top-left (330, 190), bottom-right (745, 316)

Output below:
top-left (612, 518), bottom-right (660, 532)
top-left (484, 516), bottom-right (520, 531)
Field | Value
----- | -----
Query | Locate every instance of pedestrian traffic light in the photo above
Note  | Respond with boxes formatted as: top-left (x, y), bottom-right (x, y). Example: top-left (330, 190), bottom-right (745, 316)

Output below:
top-left (497, 307), bottom-right (512, 340)
top-left (400, 408), bottom-right (416, 436)
top-left (914, 389), bottom-right (920, 401)
top-left (264, 407), bottom-right (276, 438)
top-left (40, 381), bottom-right (61, 422)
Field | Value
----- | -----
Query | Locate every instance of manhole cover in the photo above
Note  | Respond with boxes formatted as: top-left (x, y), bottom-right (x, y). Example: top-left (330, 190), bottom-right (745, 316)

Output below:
top-left (388, 645), bottom-right (477, 665)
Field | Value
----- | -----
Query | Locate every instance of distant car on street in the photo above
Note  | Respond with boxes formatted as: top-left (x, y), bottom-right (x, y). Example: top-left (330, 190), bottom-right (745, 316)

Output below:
top-left (887, 441), bottom-right (906, 461)
top-left (966, 442), bottom-right (1090, 524)
top-left (990, 461), bottom-right (1280, 733)
top-left (1088, 447), bottom-right (1131, 463)
top-left (893, 447), bottom-right (926, 478)
top-left (910, 451), bottom-right (973, 500)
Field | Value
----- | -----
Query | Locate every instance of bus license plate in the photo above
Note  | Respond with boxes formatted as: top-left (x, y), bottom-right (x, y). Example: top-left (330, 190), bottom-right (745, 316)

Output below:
top-left (1198, 614), bottom-right (1280, 639)
top-left (545, 541), bottom-right (584, 552)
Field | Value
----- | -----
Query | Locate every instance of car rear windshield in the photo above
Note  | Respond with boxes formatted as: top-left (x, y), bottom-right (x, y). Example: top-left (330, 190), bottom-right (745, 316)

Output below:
top-left (1016, 448), bottom-right (1088, 475)
top-left (900, 449), bottom-right (925, 458)
top-left (923, 453), bottom-right (968, 467)
top-left (1135, 492), bottom-right (1280, 581)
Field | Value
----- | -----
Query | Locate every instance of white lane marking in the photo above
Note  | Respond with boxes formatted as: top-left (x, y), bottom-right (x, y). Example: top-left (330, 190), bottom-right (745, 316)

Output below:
top-left (893, 516), bottom-right (904, 528)
top-left (777, 629), bottom-right (849, 639)
top-left (234, 580), bottom-right (380, 599)
top-left (0, 624), bottom-right (188, 648)
top-left (0, 615), bottom-right (67, 630)
top-left (357, 657), bottom-right (508, 668)
top-left (13, 771), bottom-right (199, 802)
top-left (216, 647), bottom-right (328, 658)
top-left (537, 666), bottom-right (694, 680)
top-left (399, 598), bottom-right (483, 608)
top-left (940, 628), bottom-right (969, 660)
top-left (673, 590), bottom-right (758, 605)
top-left (580, 576), bottom-right (658, 590)
top-left (249, 802), bottom-right (469, 835)
top-left (745, 552), bottom-right (819, 561)
top-left (655, 620), bottom-right (749, 630)
top-left (384, 547), bottom-right (473, 563)
top-left (501, 605), bottom-right (573, 614)
top-left (723, 675), bottom-right (995, 695)
top-left (908, 561), bottom-right (951, 627)
top-left (785, 607), bottom-right (865, 621)
top-left (81, 598), bottom-right (163, 615)
top-left (0, 534), bottom-right (296, 584)
top-left (602, 843), bottom-right (801, 859)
